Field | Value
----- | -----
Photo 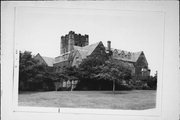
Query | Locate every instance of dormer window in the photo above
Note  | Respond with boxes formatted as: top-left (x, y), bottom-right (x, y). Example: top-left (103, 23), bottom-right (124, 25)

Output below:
top-left (127, 52), bottom-right (131, 59)
top-left (114, 49), bottom-right (118, 54)
top-left (120, 51), bottom-right (125, 58)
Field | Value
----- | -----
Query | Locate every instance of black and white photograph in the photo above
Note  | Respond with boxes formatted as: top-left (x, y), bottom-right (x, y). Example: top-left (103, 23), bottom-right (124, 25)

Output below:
top-left (1, 1), bottom-right (179, 120)
top-left (16, 6), bottom-right (162, 110)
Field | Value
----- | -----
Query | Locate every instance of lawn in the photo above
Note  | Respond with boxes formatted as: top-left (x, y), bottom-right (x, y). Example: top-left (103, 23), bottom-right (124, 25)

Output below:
top-left (18, 90), bottom-right (156, 110)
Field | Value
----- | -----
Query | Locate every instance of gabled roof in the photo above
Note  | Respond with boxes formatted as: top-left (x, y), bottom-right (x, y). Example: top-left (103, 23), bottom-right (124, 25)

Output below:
top-left (56, 41), bottom-right (143, 64)
top-left (41, 56), bottom-right (55, 67)
top-left (76, 50), bottom-right (88, 59)
top-left (111, 48), bottom-right (143, 63)
top-left (82, 41), bottom-right (101, 56)
top-left (74, 41), bottom-right (102, 59)
top-left (35, 53), bottom-right (55, 67)
top-left (131, 51), bottom-right (143, 62)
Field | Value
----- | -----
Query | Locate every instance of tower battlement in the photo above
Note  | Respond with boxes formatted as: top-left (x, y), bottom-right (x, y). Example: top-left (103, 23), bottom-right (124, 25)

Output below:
top-left (60, 31), bottom-right (89, 55)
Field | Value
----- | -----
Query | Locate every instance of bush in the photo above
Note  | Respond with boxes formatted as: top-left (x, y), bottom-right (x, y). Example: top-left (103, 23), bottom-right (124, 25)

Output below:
top-left (127, 76), bottom-right (157, 90)
top-left (147, 76), bottom-right (157, 90)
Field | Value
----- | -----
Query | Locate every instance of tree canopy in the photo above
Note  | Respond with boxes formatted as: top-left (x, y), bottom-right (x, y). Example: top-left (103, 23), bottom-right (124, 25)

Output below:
top-left (19, 51), bottom-right (156, 91)
top-left (74, 56), bottom-right (132, 91)
top-left (19, 51), bottom-right (56, 91)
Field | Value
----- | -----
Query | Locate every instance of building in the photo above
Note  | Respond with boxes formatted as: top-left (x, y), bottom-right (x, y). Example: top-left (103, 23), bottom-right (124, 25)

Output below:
top-left (111, 48), bottom-right (150, 80)
top-left (54, 31), bottom-right (150, 80)
top-left (35, 31), bottom-right (150, 90)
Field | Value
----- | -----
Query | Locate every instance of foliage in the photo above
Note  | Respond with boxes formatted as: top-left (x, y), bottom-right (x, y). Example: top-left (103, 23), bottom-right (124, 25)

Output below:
top-left (19, 51), bottom-right (56, 91)
top-left (75, 56), bottom-right (132, 91)
top-left (128, 75), bottom-right (157, 90)
top-left (61, 66), bottom-right (79, 80)
top-left (146, 75), bottom-right (157, 90)
top-left (19, 51), bottom-right (157, 91)
top-left (74, 56), bottom-right (107, 90)
top-left (93, 59), bottom-right (132, 92)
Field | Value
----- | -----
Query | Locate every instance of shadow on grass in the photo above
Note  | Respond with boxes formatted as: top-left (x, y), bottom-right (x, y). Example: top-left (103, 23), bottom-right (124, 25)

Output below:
top-left (101, 91), bottom-right (130, 94)
top-left (19, 90), bottom-right (132, 95)
top-left (18, 91), bottom-right (51, 95)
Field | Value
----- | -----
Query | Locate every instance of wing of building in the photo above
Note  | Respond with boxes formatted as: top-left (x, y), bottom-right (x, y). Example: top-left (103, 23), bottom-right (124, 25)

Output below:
top-left (111, 48), bottom-right (150, 79)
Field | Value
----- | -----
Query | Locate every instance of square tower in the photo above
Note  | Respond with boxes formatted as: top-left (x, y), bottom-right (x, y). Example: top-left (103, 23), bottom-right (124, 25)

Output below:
top-left (60, 31), bottom-right (89, 55)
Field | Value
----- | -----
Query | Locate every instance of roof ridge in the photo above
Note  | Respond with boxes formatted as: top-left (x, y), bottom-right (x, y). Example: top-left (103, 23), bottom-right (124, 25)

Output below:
top-left (42, 56), bottom-right (55, 59)
top-left (113, 48), bottom-right (142, 54)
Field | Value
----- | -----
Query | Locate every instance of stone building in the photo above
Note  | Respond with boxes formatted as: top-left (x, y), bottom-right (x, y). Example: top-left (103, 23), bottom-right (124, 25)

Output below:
top-left (35, 31), bottom-right (150, 90)
top-left (111, 48), bottom-right (150, 80)
top-left (54, 31), bottom-right (150, 80)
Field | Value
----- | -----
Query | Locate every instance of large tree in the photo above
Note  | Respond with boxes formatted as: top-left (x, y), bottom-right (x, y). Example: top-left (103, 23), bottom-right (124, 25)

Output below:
top-left (19, 51), bottom-right (56, 91)
top-left (75, 55), bottom-right (132, 91)
top-left (59, 66), bottom-right (79, 91)
top-left (93, 59), bottom-right (132, 93)
top-left (19, 51), bottom-right (41, 90)
top-left (74, 55), bottom-right (107, 90)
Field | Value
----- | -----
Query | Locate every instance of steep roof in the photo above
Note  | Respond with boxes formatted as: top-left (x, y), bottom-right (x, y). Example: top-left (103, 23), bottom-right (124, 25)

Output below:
top-left (111, 48), bottom-right (143, 63)
top-left (56, 41), bottom-right (143, 64)
top-left (41, 56), bottom-right (55, 67)
top-left (82, 42), bottom-right (101, 55)
top-left (131, 51), bottom-right (143, 62)
top-left (74, 41), bottom-right (101, 59)
top-left (34, 53), bottom-right (55, 67)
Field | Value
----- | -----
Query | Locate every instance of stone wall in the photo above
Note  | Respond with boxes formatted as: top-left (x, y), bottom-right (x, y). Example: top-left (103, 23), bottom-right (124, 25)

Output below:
top-left (60, 31), bottom-right (89, 55)
top-left (134, 53), bottom-right (150, 80)
top-left (89, 42), bottom-right (108, 59)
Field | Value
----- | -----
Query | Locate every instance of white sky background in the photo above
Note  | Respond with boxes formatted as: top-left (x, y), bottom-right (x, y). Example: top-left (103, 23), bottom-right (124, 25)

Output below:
top-left (15, 7), bottom-right (164, 76)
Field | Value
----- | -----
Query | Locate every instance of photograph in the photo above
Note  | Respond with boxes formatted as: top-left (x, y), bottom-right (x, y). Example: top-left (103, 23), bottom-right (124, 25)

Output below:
top-left (16, 6), bottom-right (162, 110)
top-left (1, 1), bottom-right (179, 120)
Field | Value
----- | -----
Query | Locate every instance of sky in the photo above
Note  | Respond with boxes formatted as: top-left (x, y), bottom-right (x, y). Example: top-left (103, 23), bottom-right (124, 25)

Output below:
top-left (15, 7), bottom-right (164, 76)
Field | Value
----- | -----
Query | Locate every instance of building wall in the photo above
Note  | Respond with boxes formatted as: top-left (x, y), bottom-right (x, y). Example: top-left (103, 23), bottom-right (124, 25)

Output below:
top-left (72, 51), bottom-right (83, 67)
top-left (89, 42), bottom-right (108, 59)
top-left (74, 34), bottom-right (89, 47)
top-left (134, 52), bottom-right (150, 79)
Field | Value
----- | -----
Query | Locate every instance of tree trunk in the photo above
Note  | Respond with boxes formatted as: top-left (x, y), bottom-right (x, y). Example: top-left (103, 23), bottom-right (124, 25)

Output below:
top-left (113, 79), bottom-right (115, 94)
top-left (71, 80), bottom-right (73, 91)
top-left (66, 81), bottom-right (67, 90)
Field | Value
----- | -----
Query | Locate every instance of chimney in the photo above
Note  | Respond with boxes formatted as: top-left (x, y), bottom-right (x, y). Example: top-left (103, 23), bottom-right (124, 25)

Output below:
top-left (85, 34), bottom-right (89, 46)
top-left (107, 41), bottom-right (111, 51)
top-left (68, 31), bottom-right (74, 52)
top-left (60, 36), bottom-right (65, 54)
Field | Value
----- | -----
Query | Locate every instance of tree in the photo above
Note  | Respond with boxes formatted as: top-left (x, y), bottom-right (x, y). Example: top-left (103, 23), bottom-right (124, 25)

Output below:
top-left (147, 71), bottom-right (157, 90)
top-left (19, 51), bottom-right (56, 91)
top-left (75, 56), bottom-right (107, 90)
top-left (60, 66), bottom-right (79, 91)
top-left (93, 59), bottom-right (132, 93)
top-left (74, 55), bottom-right (132, 91)
top-left (19, 51), bottom-right (44, 90)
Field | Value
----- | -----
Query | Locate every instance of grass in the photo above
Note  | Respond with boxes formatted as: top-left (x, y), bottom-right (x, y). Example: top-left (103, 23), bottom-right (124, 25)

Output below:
top-left (18, 90), bottom-right (156, 110)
